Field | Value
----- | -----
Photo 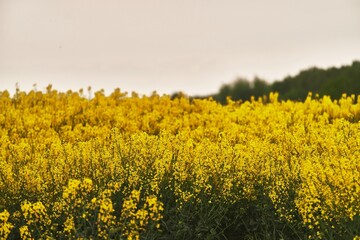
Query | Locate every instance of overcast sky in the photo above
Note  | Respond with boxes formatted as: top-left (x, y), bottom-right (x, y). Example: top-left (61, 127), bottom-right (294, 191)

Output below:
top-left (1, 0), bottom-right (359, 96)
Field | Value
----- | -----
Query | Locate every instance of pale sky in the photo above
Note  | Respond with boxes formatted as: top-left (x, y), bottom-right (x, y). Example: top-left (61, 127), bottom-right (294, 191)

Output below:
top-left (1, 0), bottom-right (359, 96)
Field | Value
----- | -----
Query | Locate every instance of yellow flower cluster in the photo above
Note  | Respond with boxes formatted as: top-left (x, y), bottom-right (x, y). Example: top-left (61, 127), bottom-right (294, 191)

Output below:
top-left (0, 87), bottom-right (359, 239)
top-left (20, 200), bottom-right (52, 239)
top-left (121, 190), bottom-right (164, 240)
top-left (0, 210), bottom-right (13, 239)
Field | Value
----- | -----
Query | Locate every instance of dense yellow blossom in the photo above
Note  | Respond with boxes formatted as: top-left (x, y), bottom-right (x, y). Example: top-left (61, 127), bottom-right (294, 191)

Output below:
top-left (0, 88), bottom-right (359, 239)
top-left (0, 210), bottom-right (13, 239)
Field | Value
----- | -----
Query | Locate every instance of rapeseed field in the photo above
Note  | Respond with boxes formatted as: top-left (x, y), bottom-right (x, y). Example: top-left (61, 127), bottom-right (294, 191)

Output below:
top-left (0, 86), bottom-right (359, 239)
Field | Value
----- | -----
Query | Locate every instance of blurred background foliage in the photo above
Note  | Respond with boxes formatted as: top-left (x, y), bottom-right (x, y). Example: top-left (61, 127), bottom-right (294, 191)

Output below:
top-left (185, 60), bottom-right (360, 104)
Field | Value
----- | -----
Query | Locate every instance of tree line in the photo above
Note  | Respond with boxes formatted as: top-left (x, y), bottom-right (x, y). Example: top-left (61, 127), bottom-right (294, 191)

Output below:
top-left (187, 60), bottom-right (360, 104)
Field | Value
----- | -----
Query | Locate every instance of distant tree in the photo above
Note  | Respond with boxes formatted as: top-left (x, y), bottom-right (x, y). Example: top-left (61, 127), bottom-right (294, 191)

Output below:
top-left (206, 60), bottom-right (360, 104)
top-left (213, 77), bottom-right (270, 103)
top-left (170, 91), bottom-right (188, 100)
top-left (252, 77), bottom-right (269, 98)
top-left (215, 84), bottom-right (232, 104)
top-left (231, 78), bottom-right (251, 101)
top-left (270, 60), bottom-right (360, 101)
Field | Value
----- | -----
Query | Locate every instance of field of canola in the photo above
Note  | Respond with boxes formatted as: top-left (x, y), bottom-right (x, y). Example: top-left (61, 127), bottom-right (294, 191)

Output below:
top-left (0, 86), bottom-right (359, 240)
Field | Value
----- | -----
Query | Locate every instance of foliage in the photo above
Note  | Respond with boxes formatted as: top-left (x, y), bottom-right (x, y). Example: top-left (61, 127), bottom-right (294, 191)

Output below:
top-left (213, 60), bottom-right (360, 103)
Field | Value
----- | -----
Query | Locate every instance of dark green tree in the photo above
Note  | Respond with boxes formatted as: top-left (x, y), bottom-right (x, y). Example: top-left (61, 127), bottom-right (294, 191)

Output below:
top-left (210, 60), bottom-right (360, 104)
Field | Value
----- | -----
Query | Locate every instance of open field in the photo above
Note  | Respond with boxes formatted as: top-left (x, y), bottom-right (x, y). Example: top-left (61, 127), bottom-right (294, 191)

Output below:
top-left (0, 88), bottom-right (359, 239)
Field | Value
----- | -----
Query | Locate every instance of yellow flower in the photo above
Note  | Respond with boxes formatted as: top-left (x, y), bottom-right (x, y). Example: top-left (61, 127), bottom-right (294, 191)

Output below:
top-left (0, 210), bottom-right (14, 239)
